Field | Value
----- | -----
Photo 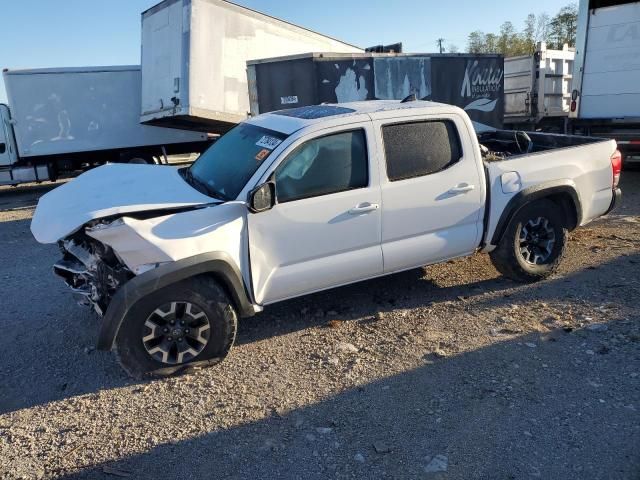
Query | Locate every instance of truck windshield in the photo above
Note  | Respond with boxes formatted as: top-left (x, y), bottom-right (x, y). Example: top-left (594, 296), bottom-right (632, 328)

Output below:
top-left (185, 123), bottom-right (288, 201)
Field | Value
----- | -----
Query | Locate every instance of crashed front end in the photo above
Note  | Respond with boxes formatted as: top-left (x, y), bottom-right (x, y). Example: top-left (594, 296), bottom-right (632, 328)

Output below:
top-left (53, 227), bottom-right (133, 316)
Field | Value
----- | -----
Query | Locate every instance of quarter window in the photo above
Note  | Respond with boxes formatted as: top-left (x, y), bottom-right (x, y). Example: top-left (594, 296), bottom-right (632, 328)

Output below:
top-left (382, 120), bottom-right (462, 182)
top-left (275, 130), bottom-right (368, 203)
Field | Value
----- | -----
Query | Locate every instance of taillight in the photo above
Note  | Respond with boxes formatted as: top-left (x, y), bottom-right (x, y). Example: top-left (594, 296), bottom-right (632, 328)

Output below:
top-left (570, 100), bottom-right (577, 112)
top-left (611, 149), bottom-right (622, 188)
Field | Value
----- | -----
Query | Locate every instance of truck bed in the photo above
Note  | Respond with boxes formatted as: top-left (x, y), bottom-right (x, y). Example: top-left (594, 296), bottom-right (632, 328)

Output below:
top-left (478, 129), bottom-right (604, 157)
top-left (478, 129), bottom-right (618, 248)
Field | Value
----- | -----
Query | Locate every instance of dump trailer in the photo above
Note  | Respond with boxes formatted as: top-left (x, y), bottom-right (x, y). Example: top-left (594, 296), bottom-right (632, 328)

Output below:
top-left (140, 0), bottom-right (363, 133)
top-left (504, 43), bottom-right (575, 131)
top-left (1, 66), bottom-right (210, 186)
top-left (570, 0), bottom-right (640, 164)
top-left (246, 52), bottom-right (505, 128)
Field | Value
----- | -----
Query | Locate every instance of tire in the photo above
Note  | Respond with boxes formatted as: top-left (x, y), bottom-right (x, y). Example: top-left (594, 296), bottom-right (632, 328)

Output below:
top-left (490, 199), bottom-right (568, 283)
top-left (115, 276), bottom-right (237, 378)
top-left (126, 156), bottom-right (154, 165)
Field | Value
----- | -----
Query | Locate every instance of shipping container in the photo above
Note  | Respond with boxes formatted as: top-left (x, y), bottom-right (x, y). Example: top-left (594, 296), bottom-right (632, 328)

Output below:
top-left (140, 0), bottom-right (362, 132)
top-left (504, 43), bottom-right (575, 130)
top-left (247, 52), bottom-right (505, 128)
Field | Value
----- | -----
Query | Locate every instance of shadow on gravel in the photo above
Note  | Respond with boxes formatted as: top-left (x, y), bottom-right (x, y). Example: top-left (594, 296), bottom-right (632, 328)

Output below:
top-left (617, 171), bottom-right (640, 217)
top-left (0, 218), bottom-right (146, 415)
top-left (236, 267), bottom-right (515, 347)
top-left (58, 316), bottom-right (640, 480)
top-left (0, 182), bottom-right (62, 211)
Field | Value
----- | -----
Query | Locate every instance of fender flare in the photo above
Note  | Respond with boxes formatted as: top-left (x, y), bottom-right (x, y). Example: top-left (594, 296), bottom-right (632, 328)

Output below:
top-left (97, 252), bottom-right (255, 351)
top-left (490, 180), bottom-right (583, 246)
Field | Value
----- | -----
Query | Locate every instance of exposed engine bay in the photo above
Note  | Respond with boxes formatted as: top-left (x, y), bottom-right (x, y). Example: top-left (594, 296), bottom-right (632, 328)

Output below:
top-left (53, 227), bottom-right (132, 316)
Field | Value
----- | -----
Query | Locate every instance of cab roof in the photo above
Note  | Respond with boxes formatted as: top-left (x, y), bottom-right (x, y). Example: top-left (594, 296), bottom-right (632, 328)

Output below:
top-left (247, 100), bottom-right (459, 135)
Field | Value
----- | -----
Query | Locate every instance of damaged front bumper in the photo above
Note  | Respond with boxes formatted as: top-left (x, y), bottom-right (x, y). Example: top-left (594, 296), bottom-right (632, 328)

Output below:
top-left (54, 238), bottom-right (132, 316)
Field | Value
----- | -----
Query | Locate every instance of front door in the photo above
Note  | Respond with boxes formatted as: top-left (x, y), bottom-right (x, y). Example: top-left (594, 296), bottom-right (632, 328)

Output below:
top-left (247, 124), bottom-right (383, 305)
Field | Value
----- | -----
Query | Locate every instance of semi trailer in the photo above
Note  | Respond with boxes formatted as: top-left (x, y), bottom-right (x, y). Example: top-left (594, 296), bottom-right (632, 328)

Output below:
top-left (1, 66), bottom-right (211, 187)
top-left (570, 0), bottom-right (640, 164)
top-left (140, 0), bottom-right (363, 133)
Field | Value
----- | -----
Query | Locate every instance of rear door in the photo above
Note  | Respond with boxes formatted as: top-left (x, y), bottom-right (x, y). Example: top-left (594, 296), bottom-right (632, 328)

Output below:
top-left (373, 113), bottom-right (485, 273)
top-left (247, 122), bottom-right (383, 304)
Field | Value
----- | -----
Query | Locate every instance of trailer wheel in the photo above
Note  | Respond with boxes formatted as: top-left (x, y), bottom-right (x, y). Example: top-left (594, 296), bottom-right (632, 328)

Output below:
top-left (490, 199), bottom-right (568, 283)
top-left (126, 156), bottom-right (155, 164)
top-left (115, 276), bottom-right (237, 378)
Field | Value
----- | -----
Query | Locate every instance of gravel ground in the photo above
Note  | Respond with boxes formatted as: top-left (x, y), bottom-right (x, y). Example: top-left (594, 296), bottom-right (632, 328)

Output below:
top-left (0, 174), bottom-right (639, 480)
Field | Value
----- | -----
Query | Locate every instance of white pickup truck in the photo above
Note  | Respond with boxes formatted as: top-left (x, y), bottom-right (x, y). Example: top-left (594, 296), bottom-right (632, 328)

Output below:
top-left (31, 100), bottom-right (622, 377)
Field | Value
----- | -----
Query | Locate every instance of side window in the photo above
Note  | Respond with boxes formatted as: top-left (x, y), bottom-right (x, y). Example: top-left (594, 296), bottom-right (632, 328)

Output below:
top-left (275, 129), bottom-right (368, 203)
top-left (382, 120), bottom-right (462, 182)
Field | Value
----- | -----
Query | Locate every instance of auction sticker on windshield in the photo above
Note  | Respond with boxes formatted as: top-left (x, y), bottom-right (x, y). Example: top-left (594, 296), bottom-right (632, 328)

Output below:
top-left (255, 149), bottom-right (271, 162)
top-left (256, 135), bottom-right (283, 150)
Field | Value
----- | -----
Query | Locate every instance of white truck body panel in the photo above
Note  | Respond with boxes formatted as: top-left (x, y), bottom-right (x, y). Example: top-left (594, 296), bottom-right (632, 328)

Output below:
top-left (30, 164), bottom-right (217, 244)
top-left (87, 203), bottom-right (249, 281)
top-left (2, 66), bottom-right (207, 159)
top-left (484, 138), bottom-right (617, 241)
top-left (573, 0), bottom-right (640, 119)
top-left (140, 0), bottom-right (362, 129)
top-left (32, 101), bottom-right (618, 312)
top-left (246, 120), bottom-right (384, 305)
top-left (369, 110), bottom-right (486, 273)
top-left (505, 43), bottom-right (575, 123)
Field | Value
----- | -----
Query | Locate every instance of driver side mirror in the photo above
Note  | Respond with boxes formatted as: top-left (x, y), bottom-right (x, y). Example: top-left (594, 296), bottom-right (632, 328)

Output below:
top-left (248, 182), bottom-right (275, 213)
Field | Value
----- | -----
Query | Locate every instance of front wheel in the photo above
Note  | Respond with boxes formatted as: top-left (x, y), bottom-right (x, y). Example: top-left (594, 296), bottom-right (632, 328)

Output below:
top-left (490, 199), bottom-right (568, 283)
top-left (115, 276), bottom-right (237, 378)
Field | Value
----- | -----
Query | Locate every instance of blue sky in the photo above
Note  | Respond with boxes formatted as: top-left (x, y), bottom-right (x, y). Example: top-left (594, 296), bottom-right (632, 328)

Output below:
top-left (0, 0), bottom-right (571, 103)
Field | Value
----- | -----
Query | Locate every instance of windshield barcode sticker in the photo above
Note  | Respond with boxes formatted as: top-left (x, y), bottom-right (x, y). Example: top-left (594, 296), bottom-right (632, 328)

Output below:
top-left (256, 135), bottom-right (282, 150)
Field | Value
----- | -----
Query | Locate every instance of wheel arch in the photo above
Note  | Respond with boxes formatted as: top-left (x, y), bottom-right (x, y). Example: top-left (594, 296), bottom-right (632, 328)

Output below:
top-left (97, 252), bottom-right (255, 351)
top-left (490, 180), bottom-right (582, 246)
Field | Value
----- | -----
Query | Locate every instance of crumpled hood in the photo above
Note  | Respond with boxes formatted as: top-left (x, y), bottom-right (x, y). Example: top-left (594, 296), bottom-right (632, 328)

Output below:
top-left (31, 163), bottom-right (217, 244)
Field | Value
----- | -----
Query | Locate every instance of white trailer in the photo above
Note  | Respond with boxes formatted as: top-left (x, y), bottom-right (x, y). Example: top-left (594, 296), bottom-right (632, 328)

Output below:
top-left (504, 43), bottom-right (575, 131)
top-left (570, 0), bottom-right (640, 162)
top-left (140, 0), bottom-right (362, 132)
top-left (1, 66), bottom-right (211, 186)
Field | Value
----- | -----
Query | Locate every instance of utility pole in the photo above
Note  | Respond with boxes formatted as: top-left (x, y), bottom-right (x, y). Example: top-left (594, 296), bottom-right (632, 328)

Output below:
top-left (437, 38), bottom-right (445, 54)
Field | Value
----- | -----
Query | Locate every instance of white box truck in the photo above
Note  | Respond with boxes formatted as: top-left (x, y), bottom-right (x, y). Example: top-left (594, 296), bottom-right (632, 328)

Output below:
top-left (140, 0), bottom-right (362, 133)
top-left (504, 43), bottom-right (575, 131)
top-left (570, 0), bottom-right (640, 163)
top-left (1, 66), bottom-right (211, 186)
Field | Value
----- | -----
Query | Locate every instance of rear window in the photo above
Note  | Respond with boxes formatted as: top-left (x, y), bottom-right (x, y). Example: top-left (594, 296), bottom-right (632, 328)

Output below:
top-left (382, 120), bottom-right (462, 182)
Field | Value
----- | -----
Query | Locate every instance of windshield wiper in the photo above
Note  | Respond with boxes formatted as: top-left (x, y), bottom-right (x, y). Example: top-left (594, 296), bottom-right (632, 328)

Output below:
top-left (180, 168), bottom-right (228, 201)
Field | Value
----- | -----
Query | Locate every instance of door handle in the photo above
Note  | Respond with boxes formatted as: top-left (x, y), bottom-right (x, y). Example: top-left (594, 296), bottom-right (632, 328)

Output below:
top-left (447, 183), bottom-right (475, 194)
top-left (349, 202), bottom-right (379, 214)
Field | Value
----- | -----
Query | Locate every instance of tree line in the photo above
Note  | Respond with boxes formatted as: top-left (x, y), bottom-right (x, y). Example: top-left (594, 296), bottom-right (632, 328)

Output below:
top-left (466, 3), bottom-right (578, 56)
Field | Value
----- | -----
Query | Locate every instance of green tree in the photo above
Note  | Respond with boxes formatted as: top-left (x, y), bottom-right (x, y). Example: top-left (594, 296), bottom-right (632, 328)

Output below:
top-left (464, 4), bottom-right (577, 55)
top-left (468, 30), bottom-right (486, 53)
top-left (548, 4), bottom-right (578, 49)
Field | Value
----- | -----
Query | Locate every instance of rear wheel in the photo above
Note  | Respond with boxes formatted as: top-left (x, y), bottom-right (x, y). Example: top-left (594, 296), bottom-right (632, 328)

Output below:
top-left (115, 276), bottom-right (237, 378)
top-left (490, 199), bottom-right (568, 283)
